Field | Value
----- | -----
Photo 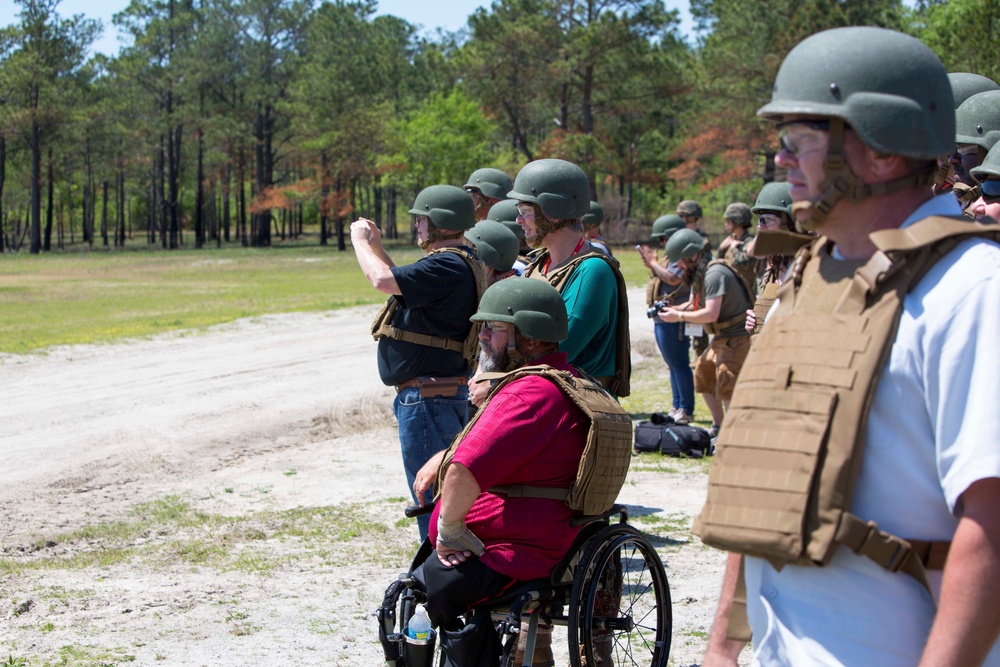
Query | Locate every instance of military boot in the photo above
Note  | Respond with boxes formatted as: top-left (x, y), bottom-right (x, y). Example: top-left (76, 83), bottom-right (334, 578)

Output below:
top-left (513, 620), bottom-right (554, 667)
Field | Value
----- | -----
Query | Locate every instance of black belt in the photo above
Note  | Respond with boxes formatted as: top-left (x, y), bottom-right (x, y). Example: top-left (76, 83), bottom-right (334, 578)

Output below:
top-left (395, 376), bottom-right (468, 397)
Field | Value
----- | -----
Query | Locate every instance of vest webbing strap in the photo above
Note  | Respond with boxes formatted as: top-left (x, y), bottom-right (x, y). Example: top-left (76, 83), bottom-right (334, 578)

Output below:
top-left (378, 321), bottom-right (464, 353)
top-left (489, 484), bottom-right (569, 501)
top-left (752, 281), bottom-right (781, 335)
top-left (835, 512), bottom-right (950, 591)
top-left (524, 249), bottom-right (632, 397)
top-left (371, 247), bottom-right (488, 363)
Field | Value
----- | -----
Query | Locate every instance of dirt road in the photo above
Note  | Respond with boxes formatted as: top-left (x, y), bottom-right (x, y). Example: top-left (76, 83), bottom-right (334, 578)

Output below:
top-left (0, 295), bottom-right (739, 666)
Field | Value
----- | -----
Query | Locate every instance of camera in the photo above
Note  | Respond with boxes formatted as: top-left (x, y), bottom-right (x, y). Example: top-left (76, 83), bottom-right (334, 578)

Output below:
top-left (646, 299), bottom-right (668, 318)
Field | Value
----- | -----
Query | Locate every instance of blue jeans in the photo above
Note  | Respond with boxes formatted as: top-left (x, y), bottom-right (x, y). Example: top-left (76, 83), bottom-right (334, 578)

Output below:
top-left (394, 386), bottom-right (470, 540)
top-left (654, 321), bottom-right (694, 413)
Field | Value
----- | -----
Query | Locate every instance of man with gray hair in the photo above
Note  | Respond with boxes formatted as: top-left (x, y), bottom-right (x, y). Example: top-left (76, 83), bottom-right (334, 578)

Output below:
top-left (697, 27), bottom-right (1000, 667)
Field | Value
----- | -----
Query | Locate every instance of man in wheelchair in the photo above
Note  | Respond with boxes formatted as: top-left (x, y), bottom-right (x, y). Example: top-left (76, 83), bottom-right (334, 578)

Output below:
top-left (378, 277), bottom-right (636, 667)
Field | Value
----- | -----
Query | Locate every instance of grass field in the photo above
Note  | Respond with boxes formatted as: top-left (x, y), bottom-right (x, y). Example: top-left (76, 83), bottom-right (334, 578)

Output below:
top-left (0, 242), bottom-right (654, 355)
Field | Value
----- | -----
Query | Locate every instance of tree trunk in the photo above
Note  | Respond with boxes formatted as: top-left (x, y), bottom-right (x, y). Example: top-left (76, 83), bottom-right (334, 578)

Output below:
top-left (167, 121), bottom-right (183, 249)
top-left (0, 135), bottom-right (5, 254)
top-left (30, 116), bottom-right (42, 254)
top-left (252, 101), bottom-right (273, 247)
top-left (101, 180), bottom-right (109, 246)
top-left (195, 116), bottom-right (205, 248)
top-left (335, 174), bottom-right (346, 251)
top-left (118, 168), bottom-right (126, 247)
top-left (223, 162), bottom-right (231, 243)
top-left (44, 149), bottom-right (54, 251)
top-left (319, 152), bottom-right (329, 246)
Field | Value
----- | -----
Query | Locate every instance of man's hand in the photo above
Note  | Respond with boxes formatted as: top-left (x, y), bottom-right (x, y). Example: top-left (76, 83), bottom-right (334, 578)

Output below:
top-left (436, 517), bottom-right (484, 567)
top-left (658, 307), bottom-right (681, 324)
top-left (468, 370), bottom-right (491, 407)
top-left (413, 450), bottom-right (446, 505)
top-left (718, 235), bottom-right (735, 253)
top-left (637, 244), bottom-right (657, 268)
top-left (350, 218), bottom-right (382, 246)
top-left (745, 309), bottom-right (757, 334)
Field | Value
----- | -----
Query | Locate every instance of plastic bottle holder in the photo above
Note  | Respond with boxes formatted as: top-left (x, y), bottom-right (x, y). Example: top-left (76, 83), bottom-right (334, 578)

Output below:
top-left (403, 628), bottom-right (437, 667)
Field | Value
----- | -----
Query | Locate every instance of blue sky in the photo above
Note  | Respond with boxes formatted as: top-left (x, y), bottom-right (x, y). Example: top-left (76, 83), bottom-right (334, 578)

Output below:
top-left (0, 0), bottom-right (697, 57)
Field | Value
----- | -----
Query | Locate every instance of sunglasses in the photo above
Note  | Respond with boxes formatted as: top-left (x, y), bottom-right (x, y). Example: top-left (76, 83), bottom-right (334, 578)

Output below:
top-left (515, 203), bottom-right (536, 218)
top-left (980, 179), bottom-right (1000, 200)
top-left (483, 321), bottom-right (509, 332)
top-left (776, 120), bottom-right (831, 157)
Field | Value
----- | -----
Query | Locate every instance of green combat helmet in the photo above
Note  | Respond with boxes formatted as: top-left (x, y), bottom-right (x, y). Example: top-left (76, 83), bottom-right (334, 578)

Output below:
top-left (666, 228), bottom-right (707, 263)
top-left (465, 220), bottom-right (519, 273)
top-left (758, 26), bottom-right (953, 230)
top-left (485, 200), bottom-right (526, 240)
top-left (724, 203), bottom-right (753, 229)
top-left (471, 277), bottom-right (568, 343)
top-left (949, 72), bottom-right (1000, 109)
top-left (752, 182), bottom-right (793, 218)
top-left (508, 159), bottom-right (591, 220)
top-left (651, 214), bottom-right (685, 241)
top-left (464, 168), bottom-right (514, 201)
top-left (408, 184), bottom-right (476, 231)
top-left (970, 141), bottom-right (1000, 182)
top-left (581, 201), bottom-right (604, 228)
top-left (752, 182), bottom-right (795, 232)
top-left (955, 90), bottom-right (1000, 152)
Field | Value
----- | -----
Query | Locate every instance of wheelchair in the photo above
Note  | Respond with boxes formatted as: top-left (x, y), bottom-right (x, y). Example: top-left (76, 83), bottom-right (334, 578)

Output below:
top-left (376, 504), bottom-right (672, 667)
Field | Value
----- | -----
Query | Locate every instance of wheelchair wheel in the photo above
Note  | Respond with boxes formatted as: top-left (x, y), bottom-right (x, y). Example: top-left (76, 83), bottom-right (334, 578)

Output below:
top-left (567, 524), bottom-right (671, 667)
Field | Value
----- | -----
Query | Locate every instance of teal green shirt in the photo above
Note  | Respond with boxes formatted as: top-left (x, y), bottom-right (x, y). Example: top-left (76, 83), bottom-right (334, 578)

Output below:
top-left (558, 256), bottom-right (618, 383)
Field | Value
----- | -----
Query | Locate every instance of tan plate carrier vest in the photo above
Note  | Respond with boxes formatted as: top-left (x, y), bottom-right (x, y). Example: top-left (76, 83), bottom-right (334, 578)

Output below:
top-left (436, 365), bottom-right (633, 517)
top-left (693, 217), bottom-right (1000, 638)
top-left (752, 230), bottom-right (814, 334)
top-left (523, 250), bottom-right (632, 397)
top-left (646, 256), bottom-right (694, 309)
top-left (370, 247), bottom-right (489, 369)
top-left (645, 255), bottom-right (669, 307)
top-left (752, 281), bottom-right (781, 335)
top-left (699, 259), bottom-right (757, 336)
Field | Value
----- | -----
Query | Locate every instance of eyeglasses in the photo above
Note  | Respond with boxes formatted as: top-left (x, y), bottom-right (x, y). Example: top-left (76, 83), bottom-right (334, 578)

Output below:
top-left (979, 179), bottom-right (1000, 200)
top-left (515, 203), bottom-right (535, 218)
top-left (466, 187), bottom-right (482, 195)
top-left (757, 213), bottom-right (783, 229)
top-left (777, 120), bottom-right (831, 157)
top-left (483, 321), bottom-right (509, 332)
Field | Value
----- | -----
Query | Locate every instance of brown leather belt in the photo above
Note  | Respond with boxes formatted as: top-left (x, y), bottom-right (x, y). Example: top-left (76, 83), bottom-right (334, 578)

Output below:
top-left (395, 376), bottom-right (468, 397)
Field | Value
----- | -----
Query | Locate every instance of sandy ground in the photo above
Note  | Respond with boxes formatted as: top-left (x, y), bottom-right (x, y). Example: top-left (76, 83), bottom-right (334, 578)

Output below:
top-left (0, 289), bottom-right (748, 667)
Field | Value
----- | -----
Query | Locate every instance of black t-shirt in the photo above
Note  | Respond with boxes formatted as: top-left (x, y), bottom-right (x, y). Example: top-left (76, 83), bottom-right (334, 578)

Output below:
top-left (376, 249), bottom-right (478, 385)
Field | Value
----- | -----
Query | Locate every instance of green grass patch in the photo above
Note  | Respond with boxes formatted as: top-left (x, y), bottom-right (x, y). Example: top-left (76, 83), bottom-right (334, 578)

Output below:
top-left (0, 244), bottom-right (424, 354)
top-left (0, 496), bottom-right (406, 577)
top-left (0, 242), bottom-right (654, 355)
top-left (37, 644), bottom-right (135, 666)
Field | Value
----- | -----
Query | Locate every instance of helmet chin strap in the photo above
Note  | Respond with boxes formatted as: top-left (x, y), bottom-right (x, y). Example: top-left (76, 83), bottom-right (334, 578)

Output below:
top-left (793, 118), bottom-right (936, 233)
top-left (503, 335), bottom-right (532, 372)
top-left (418, 224), bottom-right (464, 250)
top-left (526, 205), bottom-right (574, 248)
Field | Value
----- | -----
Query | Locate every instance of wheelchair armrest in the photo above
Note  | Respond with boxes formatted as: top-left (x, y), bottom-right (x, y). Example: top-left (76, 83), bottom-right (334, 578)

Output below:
top-left (404, 502), bottom-right (436, 518)
top-left (569, 503), bottom-right (628, 527)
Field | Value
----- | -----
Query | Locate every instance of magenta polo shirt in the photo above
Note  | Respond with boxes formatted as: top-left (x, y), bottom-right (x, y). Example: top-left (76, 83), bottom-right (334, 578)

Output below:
top-left (430, 353), bottom-right (588, 581)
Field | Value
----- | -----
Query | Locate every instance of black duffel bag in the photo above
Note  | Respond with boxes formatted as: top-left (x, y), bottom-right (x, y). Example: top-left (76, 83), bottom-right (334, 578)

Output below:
top-left (634, 415), bottom-right (714, 458)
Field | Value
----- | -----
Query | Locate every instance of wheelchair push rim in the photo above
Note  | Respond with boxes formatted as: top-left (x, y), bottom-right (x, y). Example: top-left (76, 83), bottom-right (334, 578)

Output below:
top-left (567, 524), bottom-right (672, 667)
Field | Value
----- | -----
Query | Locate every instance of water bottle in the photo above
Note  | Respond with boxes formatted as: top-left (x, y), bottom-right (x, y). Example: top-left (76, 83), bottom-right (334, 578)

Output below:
top-left (403, 603), bottom-right (435, 667)
top-left (406, 604), bottom-right (432, 642)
